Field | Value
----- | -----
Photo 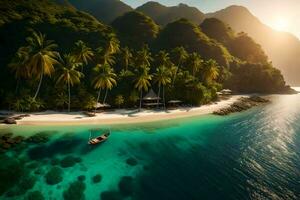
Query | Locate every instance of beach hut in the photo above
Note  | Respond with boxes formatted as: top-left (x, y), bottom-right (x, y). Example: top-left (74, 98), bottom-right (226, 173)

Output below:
top-left (94, 103), bottom-right (111, 110)
top-left (142, 89), bottom-right (162, 107)
top-left (219, 89), bottom-right (232, 95)
top-left (167, 100), bottom-right (182, 108)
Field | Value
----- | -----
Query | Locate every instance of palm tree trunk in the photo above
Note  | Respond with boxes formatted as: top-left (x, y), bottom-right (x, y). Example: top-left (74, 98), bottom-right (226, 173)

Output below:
top-left (125, 61), bottom-right (128, 71)
top-left (68, 78), bottom-right (71, 112)
top-left (15, 78), bottom-right (20, 94)
top-left (157, 84), bottom-right (161, 109)
top-left (33, 73), bottom-right (43, 100)
top-left (94, 88), bottom-right (102, 114)
top-left (103, 88), bottom-right (108, 104)
top-left (139, 90), bottom-right (143, 111)
top-left (172, 62), bottom-right (181, 85)
top-left (172, 68), bottom-right (178, 85)
top-left (163, 85), bottom-right (166, 110)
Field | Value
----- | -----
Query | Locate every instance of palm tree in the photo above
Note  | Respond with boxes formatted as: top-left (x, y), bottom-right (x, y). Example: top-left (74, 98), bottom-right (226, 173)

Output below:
top-left (134, 67), bottom-right (152, 111)
top-left (203, 59), bottom-right (219, 84)
top-left (72, 40), bottom-right (94, 72)
top-left (25, 96), bottom-right (44, 112)
top-left (92, 64), bottom-right (117, 113)
top-left (26, 31), bottom-right (60, 99)
top-left (154, 65), bottom-right (171, 109)
top-left (171, 47), bottom-right (188, 67)
top-left (115, 95), bottom-right (124, 108)
top-left (171, 47), bottom-right (188, 84)
top-left (105, 34), bottom-right (120, 55)
top-left (95, 35), bottom-right (119, 67)
top-left (102, 65), bottom-right (117, 105)
top-left (135, 45), bottom-right (152, 68)
top-left (129, 91), bottom-right (139, 106)
top-left (54, 92), bottom-right (68, 110)
top-left (121, 47), bottom-right (132, 71)
top-left (56, 54), bottom-right (83, 112)
top-left (155, 50), bottom-right (170, 67)
top-left (9, 46), bottom-right (30, 92)
top-left (188, 53), bottom-right (203, 77)
top-left (12, 99), bottom-right (26, 112)
top-left (95, 47), bottom-right (116, 66)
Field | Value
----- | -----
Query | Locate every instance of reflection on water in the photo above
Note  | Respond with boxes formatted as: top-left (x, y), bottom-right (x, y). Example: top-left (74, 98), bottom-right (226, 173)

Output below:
top-left (0, 94), bottom-right (300, 199)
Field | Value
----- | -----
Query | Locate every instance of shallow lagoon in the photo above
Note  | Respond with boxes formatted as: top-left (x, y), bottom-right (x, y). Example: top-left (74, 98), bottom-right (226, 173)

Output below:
top-left (0, 94), bottom-right (300, 200)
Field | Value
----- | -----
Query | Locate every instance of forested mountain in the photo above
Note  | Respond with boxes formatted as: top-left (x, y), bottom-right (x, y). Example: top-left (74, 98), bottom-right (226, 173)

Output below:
top-left (57, 0), bottom-right (300, 86)
top-left (0, 0), bottom-right (294, 112)
top-left (135, 2), bottom-right (300, 85)
top-left (155, 18), bottom-right (232, 67)
top-left (111, 11), bottom-right (160, 49)
top-left (198, 18), bottom-right (286, 92)
top-left (136, 2), bottom-right (205, 26)
top-left (207, 5), bottom-right (300, 85)
top-left (200, 18), bottom-right (268, 64)
top-left (65, 0), bottom-right (133, 23)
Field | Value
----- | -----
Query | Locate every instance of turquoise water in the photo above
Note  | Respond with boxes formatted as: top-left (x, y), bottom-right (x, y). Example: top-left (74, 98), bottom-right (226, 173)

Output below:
top-left (1, 94), bottom-right (300, 200)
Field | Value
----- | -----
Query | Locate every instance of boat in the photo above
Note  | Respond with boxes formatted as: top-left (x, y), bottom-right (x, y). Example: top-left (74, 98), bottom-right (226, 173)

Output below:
top-left (88, 129), bottom-right (110, 145)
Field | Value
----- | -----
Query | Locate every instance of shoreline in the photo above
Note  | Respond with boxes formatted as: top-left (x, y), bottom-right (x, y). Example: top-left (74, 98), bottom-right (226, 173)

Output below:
top-left (5, 95), bottom-right (246, 126)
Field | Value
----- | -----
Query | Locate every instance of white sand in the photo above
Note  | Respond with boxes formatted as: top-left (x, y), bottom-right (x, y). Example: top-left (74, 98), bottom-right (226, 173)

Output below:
top-left (13, 95), bottom-right (245, 126)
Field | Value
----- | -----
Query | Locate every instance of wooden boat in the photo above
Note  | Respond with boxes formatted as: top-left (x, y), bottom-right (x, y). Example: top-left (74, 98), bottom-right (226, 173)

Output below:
top-left (88, 130), bottom-right (110, 145)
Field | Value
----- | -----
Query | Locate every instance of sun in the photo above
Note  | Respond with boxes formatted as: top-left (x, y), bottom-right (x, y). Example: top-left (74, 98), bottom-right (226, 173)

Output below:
top-left (273, 18), bottom-right (289, 31)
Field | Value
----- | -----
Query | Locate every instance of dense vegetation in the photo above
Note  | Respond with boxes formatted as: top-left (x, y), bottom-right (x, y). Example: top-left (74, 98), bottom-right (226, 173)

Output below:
top-left (200, 18), bottom-right (287, 92)
top-left (155, 18), bottom-right (233, 67)
top-left (0, 1), bottom-right (292, 112)
top-left (0, 0), bottom-right (113, 101)
top-left (57, 1), bottom-right (300, 85)
top-left (225, 61), bottom-right (287, 93)
top-left (111, 11), bottom-right (160, 49)
top-left (201, 18), bottom-right (268, 63)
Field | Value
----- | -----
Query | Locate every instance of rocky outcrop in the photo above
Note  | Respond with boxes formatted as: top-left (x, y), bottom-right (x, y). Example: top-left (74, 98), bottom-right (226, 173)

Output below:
top-left (213, 96), bottom-right (270, 116)
top-left (1, 114), bottom-right (30, 124)
top-left (83, 111), bottom-right (96, 117)
top-left (3, 118), bottom-right (16, 124)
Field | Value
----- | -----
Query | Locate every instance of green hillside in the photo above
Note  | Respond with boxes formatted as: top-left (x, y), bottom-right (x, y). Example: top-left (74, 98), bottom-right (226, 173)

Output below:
top-left (201, 18), bottom-right (268, 64)
top-left (111, 11), bottom-right (160, 49)
top-left (155, 18), bottom-right (233, 67)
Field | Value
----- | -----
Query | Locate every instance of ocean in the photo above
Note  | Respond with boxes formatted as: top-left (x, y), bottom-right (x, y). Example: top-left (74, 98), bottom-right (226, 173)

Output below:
top-left (0, 93), bottom-right (300, 200)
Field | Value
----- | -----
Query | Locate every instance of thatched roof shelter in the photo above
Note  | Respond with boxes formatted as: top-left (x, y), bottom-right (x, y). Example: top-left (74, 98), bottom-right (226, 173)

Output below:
top-left (143, 89), bottom-right (161, 100)
top-left (168, 100), bottom-right (182, 104)
top-left (219, 89), bottom-right (232, 95)
top-left (94, 103), bottom-right (111, 109)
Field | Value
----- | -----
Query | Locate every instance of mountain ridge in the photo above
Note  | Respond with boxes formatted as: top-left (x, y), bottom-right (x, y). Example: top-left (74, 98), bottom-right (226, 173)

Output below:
top-left (136, 1), bottom-right (205, 26)
top-left (207, 5), bottom-right (300, 85)
top-left (19, 0), bottom-right (300, 85)
top-left (65, 0), bottom-right (133, 23)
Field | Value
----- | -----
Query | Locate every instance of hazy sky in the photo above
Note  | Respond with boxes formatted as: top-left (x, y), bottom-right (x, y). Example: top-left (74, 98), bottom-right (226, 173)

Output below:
top-left (122, 0), bottom-right (300, 39)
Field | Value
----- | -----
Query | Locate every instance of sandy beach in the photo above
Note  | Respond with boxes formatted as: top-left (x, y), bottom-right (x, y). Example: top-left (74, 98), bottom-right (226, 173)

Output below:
top-left (6, 95), bottom-right (245, 126)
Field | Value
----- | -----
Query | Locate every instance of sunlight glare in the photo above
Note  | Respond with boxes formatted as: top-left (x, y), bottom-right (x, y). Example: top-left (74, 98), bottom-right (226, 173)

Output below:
top-left (273, 18), bottom-right (289, 31)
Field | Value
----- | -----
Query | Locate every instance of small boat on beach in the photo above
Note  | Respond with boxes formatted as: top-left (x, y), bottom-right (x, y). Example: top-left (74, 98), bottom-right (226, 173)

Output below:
top-left (88, 130), bottom-right (110, 145)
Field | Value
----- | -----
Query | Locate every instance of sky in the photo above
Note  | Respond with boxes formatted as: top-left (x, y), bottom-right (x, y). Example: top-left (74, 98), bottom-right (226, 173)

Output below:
top-left (121, 0), bottom-right (300, 39)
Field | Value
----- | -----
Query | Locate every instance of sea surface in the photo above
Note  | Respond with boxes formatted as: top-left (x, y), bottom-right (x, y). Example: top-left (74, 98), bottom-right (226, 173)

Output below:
top-left (0, 92), bottom-right (300, 200)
